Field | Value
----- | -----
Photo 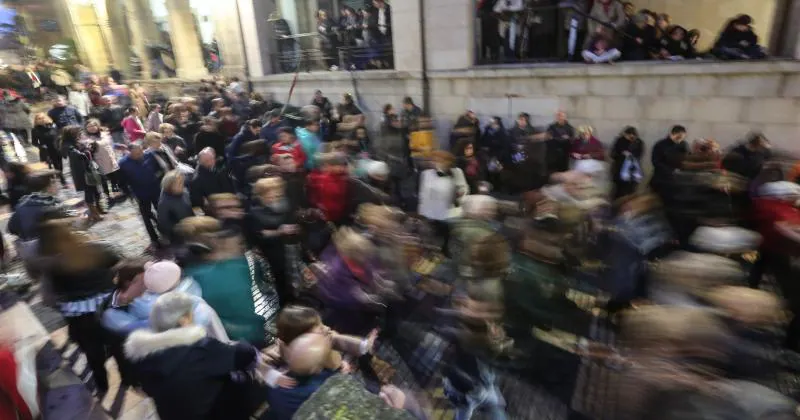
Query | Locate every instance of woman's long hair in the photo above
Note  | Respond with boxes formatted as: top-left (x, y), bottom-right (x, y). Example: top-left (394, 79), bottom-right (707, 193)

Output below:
top-left (38, 220), bottom-right (105, 272)
top-left (58, 125), bottom-right (82, 152)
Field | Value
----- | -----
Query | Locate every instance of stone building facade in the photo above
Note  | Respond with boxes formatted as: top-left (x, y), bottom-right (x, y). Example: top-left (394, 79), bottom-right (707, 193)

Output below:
top-left (128, 0), bottom-right (800, 152)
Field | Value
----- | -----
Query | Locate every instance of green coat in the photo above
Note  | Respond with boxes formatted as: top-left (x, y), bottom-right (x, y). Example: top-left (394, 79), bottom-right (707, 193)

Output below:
top-left (185, 254), bottom-right (278, 344)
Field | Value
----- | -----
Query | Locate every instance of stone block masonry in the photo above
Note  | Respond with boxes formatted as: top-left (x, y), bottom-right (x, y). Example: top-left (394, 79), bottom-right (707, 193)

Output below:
top-left (244, 61), bottom-right (800, 154)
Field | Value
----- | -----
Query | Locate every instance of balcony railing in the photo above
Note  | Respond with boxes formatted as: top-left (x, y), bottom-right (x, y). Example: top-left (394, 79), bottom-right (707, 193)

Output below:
top-left (271, 32), bottom-right (394, 74)
top-left (475, 2), bottom-right (775, 66)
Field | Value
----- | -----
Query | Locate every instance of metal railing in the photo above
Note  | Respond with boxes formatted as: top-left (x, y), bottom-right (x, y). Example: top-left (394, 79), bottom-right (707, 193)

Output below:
top-left (476, 3), bottom-right (630, 65)
top-left (270, 32), bottom-right (394, 74)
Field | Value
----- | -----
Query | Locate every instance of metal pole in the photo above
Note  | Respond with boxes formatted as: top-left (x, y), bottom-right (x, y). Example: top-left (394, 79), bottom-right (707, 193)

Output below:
top-left (233, 0), bottom-right (253, 92)
top-left (419, 0), bottom-right (430, 113)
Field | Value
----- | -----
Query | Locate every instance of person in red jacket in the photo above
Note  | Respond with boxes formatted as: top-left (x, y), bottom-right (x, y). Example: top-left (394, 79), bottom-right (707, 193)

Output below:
top-left (0, 346), bottom-right (33, 420)
top-left (271, 127), bottom-right (307, 171)
top-left (750, 181), bottom-right (800, 350)
top-left (570, 125), bottom-right (606, 163)
top-left (307, 153), bottom-right (350, 224)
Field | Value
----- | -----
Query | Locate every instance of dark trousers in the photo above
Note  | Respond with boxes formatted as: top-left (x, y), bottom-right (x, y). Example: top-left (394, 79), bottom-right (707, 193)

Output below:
top-left (104, 330), bottom-right (137, 386)
top-left (45, 149), bottom-right (66, 185)
top-left (137, 196), bottom-right (160, 245)
top-left (431, 220), bottom-right (451, 256)
top-left (84, 185), bottom-right (100, 205)
top-left (100, 170), bottom-right (128, 198)
top-left (750, 251), bottom-right (800, 349)
top-left (613, 181), bottom-right (639, 201)
top-left (261, 243), bottom-right (291, 307)
top-left (65, 314), bottom-right (109, 392)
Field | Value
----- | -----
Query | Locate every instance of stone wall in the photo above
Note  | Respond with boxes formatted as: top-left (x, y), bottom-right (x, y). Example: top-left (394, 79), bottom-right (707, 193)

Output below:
top-left (251, 70), bottom-right (424, 149)
top-left (249, 61), bottom-right (800, 153)
top-left (428, 61), bottom-right (800, 152)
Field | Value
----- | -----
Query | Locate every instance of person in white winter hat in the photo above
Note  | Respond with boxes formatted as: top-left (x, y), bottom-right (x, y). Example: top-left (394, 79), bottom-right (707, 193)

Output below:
top-left (751, 180), bottom-right (800, 351)
top-left (126, 260), bottom-right (229, 341)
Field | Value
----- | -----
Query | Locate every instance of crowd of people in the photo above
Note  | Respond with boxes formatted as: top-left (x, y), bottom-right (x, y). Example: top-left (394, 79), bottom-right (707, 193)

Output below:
top-left (478, 0), bottom-right (768, 64)
top-left (0, 68), bottom-right (799, 420)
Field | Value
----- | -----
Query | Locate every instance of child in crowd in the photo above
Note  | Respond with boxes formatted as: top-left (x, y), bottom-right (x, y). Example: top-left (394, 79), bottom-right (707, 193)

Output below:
top-left (261, 305), bottom-right (377, 386)
top-left (271, 127), bottom-right (307, 171)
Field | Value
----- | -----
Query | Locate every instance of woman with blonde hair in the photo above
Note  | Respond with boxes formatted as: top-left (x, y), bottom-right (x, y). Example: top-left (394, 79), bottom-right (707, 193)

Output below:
top-left (570, 125), bottom-right (605, 164)
top-left (39, 219), bottom-right (123, 395)
top-left (31, 113), bottom-right (66, 185)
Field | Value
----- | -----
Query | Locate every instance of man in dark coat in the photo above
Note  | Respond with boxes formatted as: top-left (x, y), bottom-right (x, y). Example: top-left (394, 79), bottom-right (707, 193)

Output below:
top-left (47, 95), bottom-right (83, 129)
top-left (722, 132), bottom-right (771, 181)
top-left (118, 143), bottom-right (163, 246)
top-left (545, 110), bottom-right (576, 174)
top-left (311, 90), bottom-right (333, 121)
top-left (190, 148), bottom-right (235, 209)
top-left (369, 0), bottom-right (392, 44)
top-left (650, 125), bottom-right (688, 197)
top-left (228, 119), bottom-right (261, 163)
top-left (125, 292), bottom-right (261, 420)
top-left (260, 109), bottom-right (289, 148)
top-left (506, 113), bottom-right (547, 193)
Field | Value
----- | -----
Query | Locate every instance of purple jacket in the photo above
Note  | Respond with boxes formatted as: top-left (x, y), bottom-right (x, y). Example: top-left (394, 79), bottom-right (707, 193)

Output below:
top-left (315, 245), bottom-right (380, 335)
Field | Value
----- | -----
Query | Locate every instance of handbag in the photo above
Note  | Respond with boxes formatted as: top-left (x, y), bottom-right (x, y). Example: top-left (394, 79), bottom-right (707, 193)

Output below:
top-left (84, 161), bottom-right (102, 186)
top-left (620, 155), bottom-right (643, 183)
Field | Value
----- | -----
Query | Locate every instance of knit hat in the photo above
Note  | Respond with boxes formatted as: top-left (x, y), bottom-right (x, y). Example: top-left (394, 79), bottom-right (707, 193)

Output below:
top-left (573, 159), bottom-right (607, 176)
top-left (757, 181), bottom-right (800, 199)
top-left (143, 261), bottom-right (183, 294)
top-left (366, 160), bottom-right (390, 180)
top-left (689, 226), bottom-right (762, 254)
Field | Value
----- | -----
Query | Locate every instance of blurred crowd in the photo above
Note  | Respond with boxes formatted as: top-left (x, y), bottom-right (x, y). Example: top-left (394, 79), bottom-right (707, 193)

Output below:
top-left (0, 67), bottom-right (799, 420)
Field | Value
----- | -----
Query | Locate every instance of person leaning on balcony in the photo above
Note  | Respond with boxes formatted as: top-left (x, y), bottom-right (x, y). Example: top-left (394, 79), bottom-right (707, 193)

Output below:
top-left (657, 26), bottom-right (696, 60)
top-left (316, 10), bottom-right (340, 70)
top-left (621, 12), bottom-right (657, 61)
top-left (370, 0), bottom-right (392, 45)
top-left (588, 0), bottom-right (626, 36)
top-left (712, 14), bottom-right (767, 60)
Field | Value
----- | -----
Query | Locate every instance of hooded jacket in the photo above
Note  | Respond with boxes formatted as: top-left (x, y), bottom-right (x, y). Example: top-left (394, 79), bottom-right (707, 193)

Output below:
top-left (124, 326), bottom-right (258, 420)
top-left (8, 193), bottom-right (68, 241)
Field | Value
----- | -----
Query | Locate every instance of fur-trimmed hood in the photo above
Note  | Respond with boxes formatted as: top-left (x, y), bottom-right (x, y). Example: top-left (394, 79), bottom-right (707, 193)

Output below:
top-left (124, 325), bottom-right (206, 361)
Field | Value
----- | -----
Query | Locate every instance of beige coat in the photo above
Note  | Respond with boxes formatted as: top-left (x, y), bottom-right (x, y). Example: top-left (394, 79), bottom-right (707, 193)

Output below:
top-left (91, 134), bottom-right (120, 175)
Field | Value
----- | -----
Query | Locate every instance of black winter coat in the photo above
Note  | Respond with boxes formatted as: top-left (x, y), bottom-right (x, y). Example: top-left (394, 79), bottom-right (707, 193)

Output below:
top-left (124, 326), bottom-right (258, 420)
